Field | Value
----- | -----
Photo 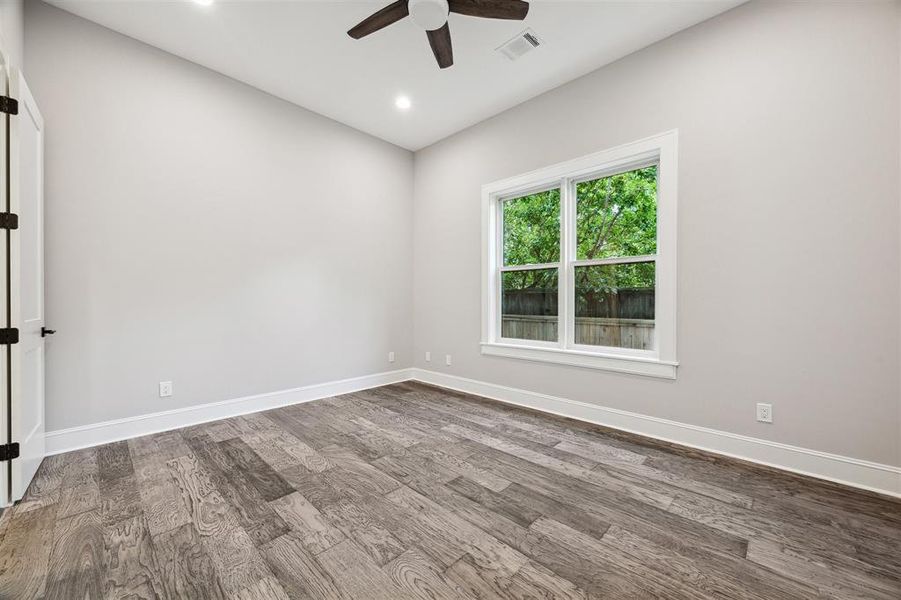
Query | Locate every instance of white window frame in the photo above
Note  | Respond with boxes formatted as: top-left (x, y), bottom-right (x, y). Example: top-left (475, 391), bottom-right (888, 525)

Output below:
top-left (481, 130), bottom-right (678, 379)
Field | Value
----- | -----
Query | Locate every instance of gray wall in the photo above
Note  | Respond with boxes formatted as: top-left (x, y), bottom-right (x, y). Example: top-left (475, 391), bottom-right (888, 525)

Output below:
top-left (0, 0), bottom-right (23, 69)
top-left (26, 1), bottom-right (414, 431)
top-left (412, 1), bottom-right (901, 466)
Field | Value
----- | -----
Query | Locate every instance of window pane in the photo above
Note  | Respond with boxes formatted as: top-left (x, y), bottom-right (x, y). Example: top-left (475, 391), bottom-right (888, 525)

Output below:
top-left (503, 189), bottom-right (560, 266)
top-left (574, 262), bottom-right (655, 350)
top-left (576, 166), bottom-right (657, 260)
top-left (502, 268), bottom-right (558, 342)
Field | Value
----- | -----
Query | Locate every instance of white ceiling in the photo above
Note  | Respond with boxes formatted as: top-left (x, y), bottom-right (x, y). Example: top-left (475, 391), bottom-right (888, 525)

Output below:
top-left (46, 0), bottom-right (745, 150)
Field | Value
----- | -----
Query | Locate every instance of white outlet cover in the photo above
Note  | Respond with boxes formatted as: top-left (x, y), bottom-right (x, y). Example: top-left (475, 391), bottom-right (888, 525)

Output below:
top-left (388, 351), bottom-right (395, 363)
top-left (159, 381), bottom-right (173, 398)
top-left (756, 403), bottom-right (772, 423)
top-left (445, 354), bottom-right (452, 366)
top-left (425, 351), bottom-right (431, 362)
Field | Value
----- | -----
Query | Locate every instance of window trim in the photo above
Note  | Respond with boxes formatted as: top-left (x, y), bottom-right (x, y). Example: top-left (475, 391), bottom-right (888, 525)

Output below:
top-left (481, 130), bottom-right (678, 379)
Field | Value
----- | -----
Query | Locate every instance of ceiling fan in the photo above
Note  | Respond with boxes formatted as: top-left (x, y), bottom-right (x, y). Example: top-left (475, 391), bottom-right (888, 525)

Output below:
top-left (348, 0), bottom-right (530, 69)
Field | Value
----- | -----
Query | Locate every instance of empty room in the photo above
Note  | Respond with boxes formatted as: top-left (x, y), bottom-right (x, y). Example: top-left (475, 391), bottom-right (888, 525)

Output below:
top-left (0, 0), bottom-right (898, 598)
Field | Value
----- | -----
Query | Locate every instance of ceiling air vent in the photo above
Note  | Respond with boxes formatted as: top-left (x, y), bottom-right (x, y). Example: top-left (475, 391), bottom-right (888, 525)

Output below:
top-left (496, 28), bottom-right (542, 61)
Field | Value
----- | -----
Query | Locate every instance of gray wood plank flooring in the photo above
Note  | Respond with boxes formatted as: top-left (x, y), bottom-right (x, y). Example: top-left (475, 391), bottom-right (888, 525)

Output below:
top-left (1, 381), bottom-right (899, 599)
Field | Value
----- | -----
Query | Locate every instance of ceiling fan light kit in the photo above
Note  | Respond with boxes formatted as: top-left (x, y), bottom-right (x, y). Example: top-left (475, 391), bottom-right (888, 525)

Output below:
top-left (348, 0), bottom-right (530, 69)
top-left (409, 0), bottom-right (450, 30)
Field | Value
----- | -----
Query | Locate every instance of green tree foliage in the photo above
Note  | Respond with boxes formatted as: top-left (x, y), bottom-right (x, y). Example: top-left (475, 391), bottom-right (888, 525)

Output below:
top-left (503, 188), bottom-right (560, 266)
top-left (576, 166), bottom-right (657, 261)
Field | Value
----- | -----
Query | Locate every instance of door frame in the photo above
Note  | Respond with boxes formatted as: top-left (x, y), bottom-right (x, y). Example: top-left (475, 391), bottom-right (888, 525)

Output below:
top-left (0, 32), bottom-right (10, 508)
top-left (8, 64), bottom-right (45, 503)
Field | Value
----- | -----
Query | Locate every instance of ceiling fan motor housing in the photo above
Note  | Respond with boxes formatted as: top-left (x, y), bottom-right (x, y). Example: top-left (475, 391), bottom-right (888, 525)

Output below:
top-left (409, 0), bottom-right (450, 31)
top-left (347, 0), bottom-right (530, 69)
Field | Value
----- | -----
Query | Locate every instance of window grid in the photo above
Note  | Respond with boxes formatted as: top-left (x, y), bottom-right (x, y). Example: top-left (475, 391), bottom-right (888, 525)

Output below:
top-left (496, 169), bottom-right (660, 354)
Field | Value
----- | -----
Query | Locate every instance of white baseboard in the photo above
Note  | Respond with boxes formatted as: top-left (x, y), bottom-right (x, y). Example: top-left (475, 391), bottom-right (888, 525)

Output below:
top-left (44, 368), bottom-right (415, 455)
top-left (411, 369), bottom-right (901, 499)
top-left (44, 366), bottom-right (901, 499)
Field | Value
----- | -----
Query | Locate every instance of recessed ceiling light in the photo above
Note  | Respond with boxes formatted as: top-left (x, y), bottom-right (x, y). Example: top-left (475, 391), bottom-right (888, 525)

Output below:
top-left (193, 0), bottom-right (214, 6)
top-left (395, 95), bottom-right (412, 111)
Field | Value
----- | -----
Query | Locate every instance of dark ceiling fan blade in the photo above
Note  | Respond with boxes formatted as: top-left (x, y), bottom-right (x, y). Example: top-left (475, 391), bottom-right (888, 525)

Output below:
top-left (426, 23), bottom-right (454, 69)
top-left (448, 0), bottom-right (529, 20)
top-left (347, 0), bottom-right (410, 39)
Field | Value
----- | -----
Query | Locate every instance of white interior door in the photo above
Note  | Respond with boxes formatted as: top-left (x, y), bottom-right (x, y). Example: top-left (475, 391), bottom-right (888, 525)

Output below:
top-left (8, 67), bottom-right (45, 502)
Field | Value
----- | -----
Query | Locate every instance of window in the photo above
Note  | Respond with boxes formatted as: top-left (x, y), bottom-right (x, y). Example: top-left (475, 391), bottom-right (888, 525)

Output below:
top-left (481, 131), bottom-right (678, 378)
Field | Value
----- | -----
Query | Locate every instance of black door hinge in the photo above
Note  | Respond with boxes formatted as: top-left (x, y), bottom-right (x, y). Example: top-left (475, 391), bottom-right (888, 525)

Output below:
top-left (0, 96), bottom-right (18, 115)
top-left (0, 442), bottom-right (19, 461)
top-left (0, 213), bottom-right (18, 230)
top-left (0, 328), bottom-right (19, 345)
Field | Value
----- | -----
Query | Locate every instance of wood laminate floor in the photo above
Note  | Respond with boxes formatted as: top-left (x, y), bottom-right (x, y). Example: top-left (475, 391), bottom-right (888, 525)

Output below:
top-left (1, 381), bottom-right (899, 599)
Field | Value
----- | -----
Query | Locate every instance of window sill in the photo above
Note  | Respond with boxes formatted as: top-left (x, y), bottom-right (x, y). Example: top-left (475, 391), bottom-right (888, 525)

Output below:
top-left (480, 342), bottom-right (678, 379)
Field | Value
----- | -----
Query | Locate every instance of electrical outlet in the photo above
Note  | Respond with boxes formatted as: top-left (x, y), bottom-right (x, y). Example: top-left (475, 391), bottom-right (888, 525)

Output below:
top-left (388, 351), bottom-right (395, 363)
top-left (425, 351), bottom-right (431, 362)
top-left (445, 354), bottom-right (452, 366)
top-left (756, 403), bottom-right (772, 423)
top-left (159, 381), bottom-right (173, 398)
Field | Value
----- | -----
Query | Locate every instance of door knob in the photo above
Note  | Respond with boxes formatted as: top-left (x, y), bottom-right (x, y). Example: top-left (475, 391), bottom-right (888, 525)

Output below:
top-left (41, 327), bottom-right (56, 337)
